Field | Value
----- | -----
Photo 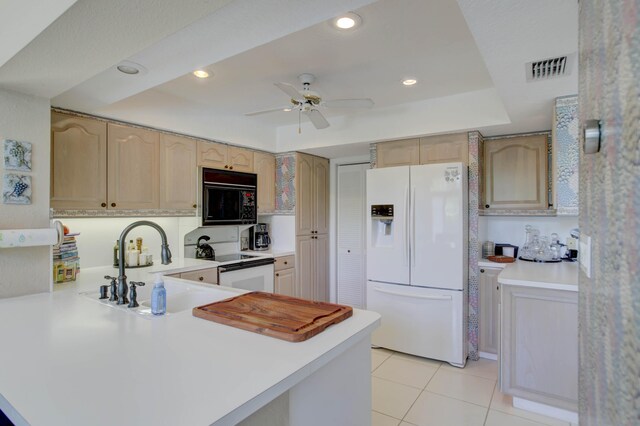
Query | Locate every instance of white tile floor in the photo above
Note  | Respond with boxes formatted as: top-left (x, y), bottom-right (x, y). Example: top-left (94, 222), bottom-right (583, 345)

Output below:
top-left (370, 348), bottom-right (572, 426)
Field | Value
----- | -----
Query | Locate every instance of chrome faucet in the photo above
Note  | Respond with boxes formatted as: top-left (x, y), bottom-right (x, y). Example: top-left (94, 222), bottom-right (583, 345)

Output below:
top-left (116, 220), bottom-right (172, 305)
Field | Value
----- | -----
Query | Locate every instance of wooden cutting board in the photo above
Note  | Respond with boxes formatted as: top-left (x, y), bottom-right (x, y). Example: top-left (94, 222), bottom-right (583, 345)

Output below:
top-left (192, 292), bottom-right (353, 342)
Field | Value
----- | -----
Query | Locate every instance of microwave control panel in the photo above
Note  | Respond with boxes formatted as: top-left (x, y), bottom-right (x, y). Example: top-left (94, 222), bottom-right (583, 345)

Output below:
top-left (241, 190), bottom-right (256, 221)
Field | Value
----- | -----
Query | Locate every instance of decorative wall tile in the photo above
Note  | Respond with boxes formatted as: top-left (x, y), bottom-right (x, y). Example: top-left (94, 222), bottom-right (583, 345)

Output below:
top-left (369, 143), bottom-right (377, 168)
top-left (467, 131), bottom-right (481, 361)
top-left (3, 139), bottom-right (32, 171)
top-left (2, 173), bottom-right (31, 204)
top-left (553, 95), bottom-right (579, 216)
top-left (275, 153), bottom-right (296, 213)
top-left (578, 1), bottom-right (640, 424)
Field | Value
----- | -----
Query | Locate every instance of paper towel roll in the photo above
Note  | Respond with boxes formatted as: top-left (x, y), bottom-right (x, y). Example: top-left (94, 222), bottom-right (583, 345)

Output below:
top-left (0, 228), bottom-right (59, 248)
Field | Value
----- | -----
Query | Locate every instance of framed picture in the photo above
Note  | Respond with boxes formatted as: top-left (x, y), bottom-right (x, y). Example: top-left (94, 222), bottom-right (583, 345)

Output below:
top-left (3, 139), bottom-right (32, 171)
top-left (2, 173), bottom-right (32, 205)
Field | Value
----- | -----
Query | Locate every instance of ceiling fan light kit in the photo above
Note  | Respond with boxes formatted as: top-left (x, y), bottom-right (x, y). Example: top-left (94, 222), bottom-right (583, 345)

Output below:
top-left (245, 73), bottom-right (374, 132)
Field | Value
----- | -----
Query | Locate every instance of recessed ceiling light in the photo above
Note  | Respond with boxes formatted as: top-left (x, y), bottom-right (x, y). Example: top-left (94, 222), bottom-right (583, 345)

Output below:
top-left (333, 12), bottom-right (362, 30)
top-left (283, 108), bottom-right (292, 112)
top-left (116, 61), bottom-right (147, 76)
top-left (402, 78), bottom-right (417, 86)
top-left (193, 70), bottom-right (210, 79)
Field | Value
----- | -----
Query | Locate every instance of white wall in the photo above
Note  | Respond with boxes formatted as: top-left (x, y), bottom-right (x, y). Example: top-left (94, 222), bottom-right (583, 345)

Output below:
top-left (61, 216), bottom-right (202, 268)
top-left (479, 216), bottom-right (578, 248)
top-left (0, 89), bottom-right (51, 298)
top-left (255, 215), bottom-right (295, 251)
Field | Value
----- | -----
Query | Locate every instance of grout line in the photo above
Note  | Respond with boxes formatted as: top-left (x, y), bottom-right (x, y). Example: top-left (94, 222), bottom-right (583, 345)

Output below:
top-left (371, 409), bottom-right (403, 424)
top-left (399, 388), bottom-right (425, 424)
top-left (483, 382), bottom-right (498, 425)
top-left (422, 389), bottom-right (493, 410)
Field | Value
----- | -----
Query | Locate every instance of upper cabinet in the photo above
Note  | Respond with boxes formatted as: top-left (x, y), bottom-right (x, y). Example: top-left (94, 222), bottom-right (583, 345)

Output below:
top-left (375, 133), bottom-right (469, 169)
top-left (376, 138), bottom-right (419, 168)
top-left (197, 141), bottom-right (253, 172)
top-left (160, 134), bottom-right (197, 210)
top-left (419, 133), bottom-right (468, 165)
top-left (483, 135), bottom-right (548, 210)
top-left (51, 112), bottom-right (108, 210)
top-left (107, 123), bottom-right (160, 210)
top-left (254, 151), bottom-right (276, 214)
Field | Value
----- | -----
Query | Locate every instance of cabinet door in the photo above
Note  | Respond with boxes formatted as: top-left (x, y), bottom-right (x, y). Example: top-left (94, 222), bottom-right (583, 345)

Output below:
top-left (419, 133), bottom-right (468, 165)
top-left (107, 124), bottom-right (159, 209)
top-left (314, 234), bottom-right (329, 302)
top-left (51, 113), bottom-right (107, 209)
top-left (180, 268), bottom-right (218, 285)
top-left (484, 135), bottom-right (548, 210)
top-left (254, 151), bottom-right (276, 213)
top-left (313, 157), bottom-right (330, 235)
top-left (228, 146), bottom-right (254, 172)
top-left (160, 134), bottom-right (197, 209)
top-left (479, 267), bottom-right (501, 355)
top-left (274, 268), bottom-right (295, 297)
top-left (501, 285), bottom-right (578, 411)
top-left (376, 139), bottom-right (419, 168)
top-left (295, 153), bottom-right (314, 235)
top-left (197, 140), bottom-right (227, 169)
top-left (296, 235), bottom-right (314, 300)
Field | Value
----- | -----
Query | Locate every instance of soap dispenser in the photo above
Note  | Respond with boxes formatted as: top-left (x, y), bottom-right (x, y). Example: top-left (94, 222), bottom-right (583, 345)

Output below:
top-left (150, 274), bottom-right (166, 315)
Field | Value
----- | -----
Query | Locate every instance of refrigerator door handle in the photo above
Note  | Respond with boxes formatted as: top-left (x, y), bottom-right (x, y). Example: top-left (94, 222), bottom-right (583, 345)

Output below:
top-left (411, 186), bottom-right (416, 268)
top-left (404, 186), bottom-right (409, 266)
top-left (372, 286), bottom-right (452, 300)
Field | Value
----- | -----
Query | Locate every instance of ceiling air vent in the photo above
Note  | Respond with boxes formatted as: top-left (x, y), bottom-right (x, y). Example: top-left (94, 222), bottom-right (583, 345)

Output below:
top-left (525, 53), bottom-right (575, 82)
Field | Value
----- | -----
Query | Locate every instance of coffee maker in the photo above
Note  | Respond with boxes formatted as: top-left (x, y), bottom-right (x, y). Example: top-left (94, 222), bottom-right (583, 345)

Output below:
top-left (250, 223), bottom-right (271, 251)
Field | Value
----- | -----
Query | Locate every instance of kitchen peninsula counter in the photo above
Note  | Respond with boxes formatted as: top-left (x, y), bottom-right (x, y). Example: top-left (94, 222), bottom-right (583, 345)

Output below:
top-left (497, 259), bottom-right (578, 292)
top-left (0, 263), bottom-right (380, 426)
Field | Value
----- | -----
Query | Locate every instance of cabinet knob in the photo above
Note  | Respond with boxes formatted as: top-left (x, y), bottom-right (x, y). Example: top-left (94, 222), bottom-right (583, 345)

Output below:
top-left (229, 166), bottom-right (233, 170)
top-left (224, 165), bottom-right (229, 169)
top-left (347, 250), bottom-right (351, 253)
top-left (111, 203), bottom-right (116, 207)
top-left (497, 285), bottom-right (499, 290)
top-left (199, 277), bottom-right (204, 281)
top-left (101, 202), bottom-right (107, 208)
top-left (480, 269), bottom-right (485, 273)
top-left (192, 204), bottom-right (197, 208)
top-left (284, 261), bottom-right (288, 265)
top-left (485, 204), bottom-right (490, 208)
top-left (275, 273), bottom-right (280, 277)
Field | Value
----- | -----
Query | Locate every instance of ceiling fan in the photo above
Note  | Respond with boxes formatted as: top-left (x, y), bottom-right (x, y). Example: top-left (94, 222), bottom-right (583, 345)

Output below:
top-left (245, 73), bottom-right (374, 131)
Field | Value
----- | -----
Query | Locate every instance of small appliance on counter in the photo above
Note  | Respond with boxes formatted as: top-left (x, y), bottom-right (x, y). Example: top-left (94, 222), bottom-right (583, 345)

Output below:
top-left (195, 235), bottom-right (215, 260)
top-left (249, 223), bottom-right (271, 251)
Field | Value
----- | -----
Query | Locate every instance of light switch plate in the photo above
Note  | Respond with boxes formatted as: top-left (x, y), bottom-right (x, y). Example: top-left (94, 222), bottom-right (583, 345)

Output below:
top-left (579, 234), bottom-right (592, 278)
top-left (566, 237), bottom-right (578, 250)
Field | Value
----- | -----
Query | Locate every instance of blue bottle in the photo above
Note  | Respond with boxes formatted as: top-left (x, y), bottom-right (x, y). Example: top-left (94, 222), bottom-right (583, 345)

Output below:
top-left (150, 274), bottom-right (166, 315)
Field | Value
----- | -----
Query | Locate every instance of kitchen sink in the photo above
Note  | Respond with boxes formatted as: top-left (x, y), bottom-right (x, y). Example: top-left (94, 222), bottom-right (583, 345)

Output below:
top-left (79, 279), bottom-right (238, 317)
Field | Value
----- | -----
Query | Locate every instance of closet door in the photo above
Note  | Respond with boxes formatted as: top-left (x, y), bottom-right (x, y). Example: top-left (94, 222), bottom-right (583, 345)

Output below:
top-left (336, 163), bottom-right (368, 308)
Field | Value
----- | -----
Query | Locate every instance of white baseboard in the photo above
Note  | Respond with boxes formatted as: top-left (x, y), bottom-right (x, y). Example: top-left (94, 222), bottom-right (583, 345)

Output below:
top-left (478, 351), bottom-right (497, 360)
top-left (513, 396), bottom-right (578, 424)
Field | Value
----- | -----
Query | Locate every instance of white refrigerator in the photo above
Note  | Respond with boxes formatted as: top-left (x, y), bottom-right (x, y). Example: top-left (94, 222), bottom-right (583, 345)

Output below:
top-left (366, 162), bottom-right (468, 367)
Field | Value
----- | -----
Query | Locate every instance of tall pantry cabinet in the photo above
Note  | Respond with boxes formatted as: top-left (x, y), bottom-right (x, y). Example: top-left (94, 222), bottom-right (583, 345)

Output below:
top-left (295, 153), bottom-right (329, 302)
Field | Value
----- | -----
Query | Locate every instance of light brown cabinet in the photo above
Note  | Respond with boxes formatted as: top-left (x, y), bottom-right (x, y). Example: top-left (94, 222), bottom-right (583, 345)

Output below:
top-left (107, 123), bottom-right (160, 210)
top-left (254, 151), bottom-right (276, 213)
top-left (500, 284), bottom-right (578, 412)
top-left (179, 268), bottom-right (218, 285)
top-left (51, 113), bottom-right (108, 210)
top-left (419, 133), bottom-right (468, 165)
top-left (295, 153), bottom-right (329, 236)
top-left (483, 135), bottom-right (548, 210)
top-left (274, 255), bottom-right (296, 297)
top-left (376, 138), bottom-right (419, 168)
top-left (296, 235), bottom-right (328, 301)
top-left (479, 267), bottom-right (501, 356)
top-left (197, 140), bottom-right (253, 172)
top-left (160, 134), bottom-right (197, 210)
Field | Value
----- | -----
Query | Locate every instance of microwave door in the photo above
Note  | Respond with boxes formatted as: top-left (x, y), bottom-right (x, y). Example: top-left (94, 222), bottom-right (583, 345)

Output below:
top-left (204, 186), bottom-right (242, 223)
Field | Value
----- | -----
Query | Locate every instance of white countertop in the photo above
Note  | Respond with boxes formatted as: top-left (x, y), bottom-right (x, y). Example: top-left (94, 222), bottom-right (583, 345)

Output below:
top-left (242, 249), bottom-right (295, 257)
top-left (497, 260), bottom-right (579, 292)
top-left (478, 260), bottom-right (508, 269)
top-left (0, 261), bottom-right (380, 426)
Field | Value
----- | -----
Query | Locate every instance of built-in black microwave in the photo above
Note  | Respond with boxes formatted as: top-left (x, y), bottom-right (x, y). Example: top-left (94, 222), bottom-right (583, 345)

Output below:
top-left (200, 168), bottom-right (257, 226)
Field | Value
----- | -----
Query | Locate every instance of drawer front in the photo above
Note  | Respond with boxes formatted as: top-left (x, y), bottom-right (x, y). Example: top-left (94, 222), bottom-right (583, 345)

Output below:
top-left (274, 255), bottom-right (295, 272)
top-left (180, 268), bottom-right (218, 285)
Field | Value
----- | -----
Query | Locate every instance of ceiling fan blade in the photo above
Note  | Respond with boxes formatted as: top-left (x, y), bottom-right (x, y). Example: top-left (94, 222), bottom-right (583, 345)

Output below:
top-left (322, 98), bottom-right (374, 109)
top-left (245, 106), bottom-right (292, 116)
top-left (274, 82), bottom-right (304, 101)
top-left (304, 109), bottom-right (330, 129)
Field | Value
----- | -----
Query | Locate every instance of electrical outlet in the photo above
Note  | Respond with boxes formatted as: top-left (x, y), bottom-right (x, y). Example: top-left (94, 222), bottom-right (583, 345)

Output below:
top-left (566, 237), bottom-right (578, 250)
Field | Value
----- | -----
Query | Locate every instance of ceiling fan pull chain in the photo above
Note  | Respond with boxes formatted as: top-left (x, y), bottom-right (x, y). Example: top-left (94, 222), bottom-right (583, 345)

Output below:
top-left (298, 108), bottom-right (301, 134)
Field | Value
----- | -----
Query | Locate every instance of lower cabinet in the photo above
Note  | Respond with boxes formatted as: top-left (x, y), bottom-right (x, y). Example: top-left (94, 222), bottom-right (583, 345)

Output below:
top-left (296, 234), bottom-right (328, 302)
top-left (274, 255), bottom-right (296, 296)
top-left (500, 284), bottom-right (578, 412)
top-left (479, 267), bottom-right (501, 356)
top-left (174, 268), bottom-right (218, 285)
